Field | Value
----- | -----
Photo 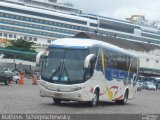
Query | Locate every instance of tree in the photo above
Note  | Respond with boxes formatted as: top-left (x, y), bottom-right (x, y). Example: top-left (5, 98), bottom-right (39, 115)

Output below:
top-left (6, 38), bottom-right (36, 52)
top-left (5, 38), bottom-right (37, 61)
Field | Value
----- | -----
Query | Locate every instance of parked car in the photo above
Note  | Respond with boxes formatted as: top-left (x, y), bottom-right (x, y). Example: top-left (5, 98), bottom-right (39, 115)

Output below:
top-left (12, 71), bottom-right (20, 84)
top-left (0, 68), bottom-right (13, 85)
top-left (155, 82), bottom-right (160, 90)
top-left (142, 82), bottom-right (156, 91)
top-left (137, 82), bottom-right (142, 91)
top-left (153, 79), bottom-right (160, 90)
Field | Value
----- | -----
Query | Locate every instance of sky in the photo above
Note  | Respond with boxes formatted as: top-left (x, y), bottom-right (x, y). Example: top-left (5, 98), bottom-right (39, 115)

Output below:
top-left (59, 0), bottom-right (160, 22)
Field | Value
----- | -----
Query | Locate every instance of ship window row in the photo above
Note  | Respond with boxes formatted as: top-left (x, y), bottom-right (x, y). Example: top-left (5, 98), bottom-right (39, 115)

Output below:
top-left (141, 33), bottom-right (160, 40)
top-left (0, 6), bottom-right (87, 25)
top-left (31, 1), bottom-right (81, 14)
top-left (142, 29), bottom-right (160, 35)
top-left (87, 29), bottom-right (99, 34)
top-left (89, 16), bottom-right (98, 20)
top-left (97, 30), bottom-right (160, 44)
top-left (0, 25), bottom-right (70, 38)
top-left (0, 32), bottom-right (17, 38)
top-left (90, 23), bottom-right (98, 27)
top-left (0, 13), bottom-right (87, 31)
top-left (24, 36), bottom-right (37, 41)
top-left (0, 19), bottom-right (77, 35)
top-left (99, 23), bottom-right (134, 34)
top-left (124, 34), bottom-right (159, 44)
top-left (117, 33), bottom-right (160, 44)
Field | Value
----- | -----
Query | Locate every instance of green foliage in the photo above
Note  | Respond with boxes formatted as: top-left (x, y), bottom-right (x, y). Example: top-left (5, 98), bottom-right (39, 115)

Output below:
top-left (5, 38), bottom-right (37, 62)
top-left (6, 38), bottom-right (35, 51)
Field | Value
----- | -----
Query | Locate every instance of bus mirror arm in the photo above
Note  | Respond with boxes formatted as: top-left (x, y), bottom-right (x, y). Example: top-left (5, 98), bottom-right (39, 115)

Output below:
top-left (36, 49), bottom-right (50, 66)
top-left (36, 51), bottom-right (45, 66)
top-left (84, 54), bottom-right (95, 69)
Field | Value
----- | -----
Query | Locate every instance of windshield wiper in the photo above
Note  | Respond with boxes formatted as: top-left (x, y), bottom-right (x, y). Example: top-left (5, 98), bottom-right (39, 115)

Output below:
top-left (60, 64), bottom-right (70, 81)
top-left (50, 61), bottom-right (62, 80)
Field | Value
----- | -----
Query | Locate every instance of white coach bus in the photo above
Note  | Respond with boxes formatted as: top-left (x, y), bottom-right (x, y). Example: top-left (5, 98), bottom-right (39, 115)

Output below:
top-left (36, 38), bottom-right (139, 106)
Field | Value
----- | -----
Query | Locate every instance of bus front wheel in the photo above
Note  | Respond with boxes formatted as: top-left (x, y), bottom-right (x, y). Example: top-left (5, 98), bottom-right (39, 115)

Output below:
top-left (88, 89), bottom-right (99, 107)
top-left (53, 98), bottom-right (61, 104)
top-left (115, 90), bottom-right (128, 105)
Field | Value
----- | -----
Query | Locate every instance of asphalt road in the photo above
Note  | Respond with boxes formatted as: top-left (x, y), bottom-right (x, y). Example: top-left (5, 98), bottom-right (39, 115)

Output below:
top-left (0, 80), bottom-right (160, 115)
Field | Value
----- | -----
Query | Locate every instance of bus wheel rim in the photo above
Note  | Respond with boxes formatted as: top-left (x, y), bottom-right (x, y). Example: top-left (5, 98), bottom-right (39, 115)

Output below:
top-left (92, 92), bottom-right (97, 105)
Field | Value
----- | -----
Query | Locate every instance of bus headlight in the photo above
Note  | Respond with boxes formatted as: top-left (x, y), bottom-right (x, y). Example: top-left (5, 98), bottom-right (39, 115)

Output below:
top-left (71, 87), bottom-right (82, 91)
top-left (71, 86), bottom-right (86, 92)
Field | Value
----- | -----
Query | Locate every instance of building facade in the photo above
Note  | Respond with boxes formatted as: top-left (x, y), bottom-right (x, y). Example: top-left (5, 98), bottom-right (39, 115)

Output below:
top-left (130, 49), bottom-right (160, 76)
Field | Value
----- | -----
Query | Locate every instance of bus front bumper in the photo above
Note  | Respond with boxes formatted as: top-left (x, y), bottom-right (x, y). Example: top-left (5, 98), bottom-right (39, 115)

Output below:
top-left (40, 86), bottom-right (89, 101)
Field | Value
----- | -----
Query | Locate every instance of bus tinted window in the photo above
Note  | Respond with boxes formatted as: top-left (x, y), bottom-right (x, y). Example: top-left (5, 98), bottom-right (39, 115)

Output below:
top-left (90, 47), bottom-right (98, 56)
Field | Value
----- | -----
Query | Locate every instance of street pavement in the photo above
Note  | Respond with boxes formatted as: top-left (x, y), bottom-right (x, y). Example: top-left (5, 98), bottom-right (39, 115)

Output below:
top-left (0, 80), bottom-right (160, 114)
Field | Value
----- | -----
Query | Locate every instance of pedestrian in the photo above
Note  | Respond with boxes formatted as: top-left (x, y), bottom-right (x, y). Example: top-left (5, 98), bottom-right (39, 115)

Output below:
top-left (32, 72), bottom-right (38, 85)
top-left (19, 70), bottom-right (25, 85)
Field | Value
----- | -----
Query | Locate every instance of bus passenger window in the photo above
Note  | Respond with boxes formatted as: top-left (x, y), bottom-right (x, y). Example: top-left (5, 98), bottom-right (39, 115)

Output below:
top-left (90, 47), bottom-right (98, 56)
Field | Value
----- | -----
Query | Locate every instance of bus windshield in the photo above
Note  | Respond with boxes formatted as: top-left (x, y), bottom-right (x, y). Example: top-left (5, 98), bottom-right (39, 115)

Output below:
top-left (41, 48), bottom-right (89, 84)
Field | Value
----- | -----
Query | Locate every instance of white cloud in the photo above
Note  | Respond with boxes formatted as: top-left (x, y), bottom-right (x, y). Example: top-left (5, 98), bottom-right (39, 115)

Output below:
top-left (59, 0), bottom-right (160, 21)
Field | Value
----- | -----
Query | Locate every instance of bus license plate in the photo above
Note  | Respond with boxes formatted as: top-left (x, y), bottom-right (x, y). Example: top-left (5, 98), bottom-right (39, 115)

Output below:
top-left (55, 93), bottom-right (62, 97)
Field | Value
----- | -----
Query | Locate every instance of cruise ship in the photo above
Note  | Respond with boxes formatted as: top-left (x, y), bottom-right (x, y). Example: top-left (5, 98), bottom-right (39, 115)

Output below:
top-left (0, 0), bottom-right (160, 46)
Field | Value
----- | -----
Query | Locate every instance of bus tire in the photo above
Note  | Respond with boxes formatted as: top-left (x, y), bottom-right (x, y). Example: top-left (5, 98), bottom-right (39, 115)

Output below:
top-left (53, 98), bottom-right (61, 104)
top-left (88, 89), bottom-right (99, 107)
top-left (115, 90), bottom-right (128, 105)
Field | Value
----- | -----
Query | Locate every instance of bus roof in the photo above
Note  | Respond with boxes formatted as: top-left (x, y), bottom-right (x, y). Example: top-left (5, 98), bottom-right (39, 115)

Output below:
top-left (50, 38), bottom-right (137, 57)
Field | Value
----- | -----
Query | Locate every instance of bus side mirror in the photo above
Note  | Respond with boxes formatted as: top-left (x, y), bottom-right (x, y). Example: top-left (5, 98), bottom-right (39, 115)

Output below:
top-left (36, 51), bottom-right (45, 66)
top-left (84, 54), bottom-right (95, 69)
